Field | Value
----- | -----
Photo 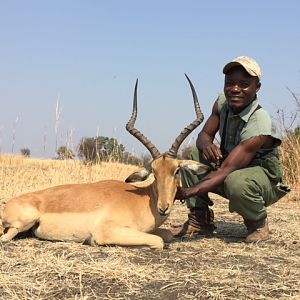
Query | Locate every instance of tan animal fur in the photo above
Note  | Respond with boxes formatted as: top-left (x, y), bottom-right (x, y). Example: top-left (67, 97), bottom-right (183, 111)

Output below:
top-left (0, 156), bottom-right (208, 250)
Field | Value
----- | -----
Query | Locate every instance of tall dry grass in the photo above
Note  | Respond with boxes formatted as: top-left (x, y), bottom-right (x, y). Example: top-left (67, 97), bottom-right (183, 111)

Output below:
top-left (281, 135), bottom-right (300, 190)
top-left (279, 86), bottom-right (300, 197)
top-left (0, 154), bottom-right (138, 202)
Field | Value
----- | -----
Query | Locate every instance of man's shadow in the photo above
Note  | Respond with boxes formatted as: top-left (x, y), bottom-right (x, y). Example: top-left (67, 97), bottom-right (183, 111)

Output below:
top-left (169, 221), bottom-right (246, 245)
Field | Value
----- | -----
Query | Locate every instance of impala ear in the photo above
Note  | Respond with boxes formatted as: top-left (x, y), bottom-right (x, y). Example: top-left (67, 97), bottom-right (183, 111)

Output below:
top-left (125, 168), bottom-right (152, 183)
top-left (179, 160), bottom-right (211, 175)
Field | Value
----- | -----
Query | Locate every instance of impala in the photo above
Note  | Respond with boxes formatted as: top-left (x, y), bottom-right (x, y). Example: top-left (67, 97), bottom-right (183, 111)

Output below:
top-left (0, 75), bottom-right (208, 250)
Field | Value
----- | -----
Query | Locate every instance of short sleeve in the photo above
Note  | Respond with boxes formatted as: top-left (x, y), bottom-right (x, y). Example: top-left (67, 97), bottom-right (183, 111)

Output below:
top-left (240, 109), bottom-right (282, 145)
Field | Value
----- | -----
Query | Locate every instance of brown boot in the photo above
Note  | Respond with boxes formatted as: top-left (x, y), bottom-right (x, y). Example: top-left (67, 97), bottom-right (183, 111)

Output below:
top-left (244, 218), bottom-right (270, 243)
top-left (172, 207), bottom-right (216, 237)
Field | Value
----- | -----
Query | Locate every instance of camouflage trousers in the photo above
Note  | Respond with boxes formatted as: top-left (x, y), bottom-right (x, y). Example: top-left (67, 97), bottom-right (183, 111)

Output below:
top-left (182, 147), bottom-right (290, 221)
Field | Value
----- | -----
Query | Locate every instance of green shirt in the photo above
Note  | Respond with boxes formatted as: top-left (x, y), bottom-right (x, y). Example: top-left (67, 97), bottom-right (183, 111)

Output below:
top-left (217, 93), bottom-right (281, 158)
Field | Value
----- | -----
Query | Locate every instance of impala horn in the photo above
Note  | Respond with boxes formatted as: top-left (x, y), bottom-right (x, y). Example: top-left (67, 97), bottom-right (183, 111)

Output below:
top-left (126, 79), bottom-right (161, 159)
top-left (167, 74), bottom-right (204, 158)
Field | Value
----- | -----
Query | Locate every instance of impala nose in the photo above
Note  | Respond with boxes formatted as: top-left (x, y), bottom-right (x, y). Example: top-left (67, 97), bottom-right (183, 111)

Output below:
top-left (159, 204), bottom-right (170, 216)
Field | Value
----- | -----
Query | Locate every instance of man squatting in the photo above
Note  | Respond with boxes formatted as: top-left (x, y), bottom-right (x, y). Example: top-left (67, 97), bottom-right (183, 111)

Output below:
top-left (174, 56), bottom-right (290, 243)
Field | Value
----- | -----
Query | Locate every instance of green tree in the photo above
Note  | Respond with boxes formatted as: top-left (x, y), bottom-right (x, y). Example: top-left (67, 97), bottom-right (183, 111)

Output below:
top-left (78, 136), bottom-right (125, 163)
top-left (56, 146), bottom-right (75, 160)
top-left (122, 151), bottom-right (145, 166)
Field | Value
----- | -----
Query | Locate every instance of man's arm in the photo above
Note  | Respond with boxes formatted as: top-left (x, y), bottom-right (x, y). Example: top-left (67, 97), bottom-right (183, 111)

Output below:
top-left (180, 135), bottom-right (273, 199)
top-left (196, 100), bottom-right (222, 163)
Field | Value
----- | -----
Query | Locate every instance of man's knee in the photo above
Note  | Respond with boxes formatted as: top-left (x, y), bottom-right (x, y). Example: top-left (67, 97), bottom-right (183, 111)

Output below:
top-left (186, 146), bottom-right (209, 165)
top-left (224, 170), bottom-right (263, 218)
top-left (224, 170), bottom-right (255, 198)
top-left (187, 146), bottom-right (201, 161)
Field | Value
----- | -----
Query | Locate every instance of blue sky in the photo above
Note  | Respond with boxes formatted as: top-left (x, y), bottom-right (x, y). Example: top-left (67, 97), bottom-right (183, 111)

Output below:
top-left (1, 1), bottom-right (300, 158)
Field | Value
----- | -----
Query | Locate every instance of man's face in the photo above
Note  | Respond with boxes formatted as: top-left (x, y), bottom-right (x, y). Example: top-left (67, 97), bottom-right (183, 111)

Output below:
top-left (224, 66), bottom-right (261, 114)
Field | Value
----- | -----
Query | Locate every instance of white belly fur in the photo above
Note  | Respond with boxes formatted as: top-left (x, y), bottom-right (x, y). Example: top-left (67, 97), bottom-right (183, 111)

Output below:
top-left (33, 211), bottom-right (104, 242)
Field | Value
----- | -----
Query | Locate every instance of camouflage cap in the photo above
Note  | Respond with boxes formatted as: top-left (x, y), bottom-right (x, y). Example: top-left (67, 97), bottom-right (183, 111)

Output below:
top-left (223, 56), bottom-right (262, 80)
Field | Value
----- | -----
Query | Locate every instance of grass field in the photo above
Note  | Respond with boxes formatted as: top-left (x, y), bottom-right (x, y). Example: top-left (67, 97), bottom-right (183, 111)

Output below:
top-left (0, 154), bottom-right (299, 300)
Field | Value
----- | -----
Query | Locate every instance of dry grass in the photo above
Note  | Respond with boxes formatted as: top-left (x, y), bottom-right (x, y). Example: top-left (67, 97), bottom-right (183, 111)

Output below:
top-left (281, 134), bottom-right (300, 189)
top-left (0, 154), bottom-right (299, 300)
top-left (0, 154), bottom-right (138, 201)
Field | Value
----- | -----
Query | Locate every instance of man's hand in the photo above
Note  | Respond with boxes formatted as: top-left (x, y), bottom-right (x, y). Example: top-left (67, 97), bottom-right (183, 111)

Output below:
top-left (175, 186), bottom-right (189, 200)
top-left (175, 186), bottom-right (201, 200)
top-left (201, 142), bottom-right (223, 164)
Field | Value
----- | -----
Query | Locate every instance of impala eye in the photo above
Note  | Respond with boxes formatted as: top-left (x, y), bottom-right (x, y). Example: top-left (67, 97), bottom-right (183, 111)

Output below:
top-left (175, 168), bottom-right (180, 176)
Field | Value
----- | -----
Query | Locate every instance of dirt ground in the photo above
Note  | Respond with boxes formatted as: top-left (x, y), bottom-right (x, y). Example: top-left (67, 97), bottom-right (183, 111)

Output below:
top-left (0, 156), bottom-right (299, 299)
top-left (0, 194), bottom-right (299, 300)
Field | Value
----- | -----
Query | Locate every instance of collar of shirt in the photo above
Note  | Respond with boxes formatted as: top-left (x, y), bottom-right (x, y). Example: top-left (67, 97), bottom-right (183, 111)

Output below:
top-left (229, 98), bottom-right (260, 122)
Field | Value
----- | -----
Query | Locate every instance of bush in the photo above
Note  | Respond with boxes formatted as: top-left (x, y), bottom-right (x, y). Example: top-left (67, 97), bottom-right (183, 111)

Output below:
top-left (20, 148), bottom-right (31, 157)
top-left (78, 136), bottom-right (125, 163)
top-left (56, 146), bottom-right (75, 160)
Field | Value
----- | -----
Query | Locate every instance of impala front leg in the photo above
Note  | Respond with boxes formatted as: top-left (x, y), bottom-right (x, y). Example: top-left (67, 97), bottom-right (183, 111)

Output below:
top-left (151, 228), bottom-right (173, 243)
top-left (92, 224), bottom-right (165, 251)
top-left (0, 227), bottom-right (19, 242)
